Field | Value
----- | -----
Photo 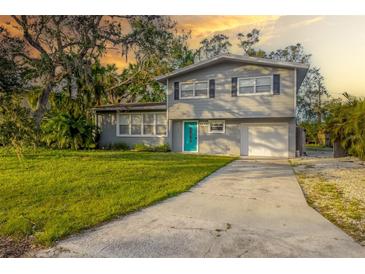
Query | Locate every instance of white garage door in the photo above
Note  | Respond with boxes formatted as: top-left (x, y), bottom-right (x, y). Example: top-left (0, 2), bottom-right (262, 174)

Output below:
top-left (241, 124), bottom-right (289, 157)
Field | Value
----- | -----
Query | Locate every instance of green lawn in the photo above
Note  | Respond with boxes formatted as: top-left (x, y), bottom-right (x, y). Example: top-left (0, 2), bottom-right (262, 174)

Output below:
top-left (0, 149), bottom-right (235, 251)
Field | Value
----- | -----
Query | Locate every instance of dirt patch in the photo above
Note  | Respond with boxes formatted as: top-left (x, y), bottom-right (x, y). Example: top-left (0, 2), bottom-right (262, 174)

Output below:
top-left (290, 156), bottom-right (365, 244)
top-left (0, 236), bottom-right (32, 258)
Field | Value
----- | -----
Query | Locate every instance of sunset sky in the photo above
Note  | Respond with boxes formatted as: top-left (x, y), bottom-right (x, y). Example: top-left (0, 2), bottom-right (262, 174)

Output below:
top-left (2, 15), bottom-right (365, 97)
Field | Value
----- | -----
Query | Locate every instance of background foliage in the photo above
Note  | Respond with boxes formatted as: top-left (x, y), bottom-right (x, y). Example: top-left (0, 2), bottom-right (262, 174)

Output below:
top-left (325, 93), bottom-right (365, 159)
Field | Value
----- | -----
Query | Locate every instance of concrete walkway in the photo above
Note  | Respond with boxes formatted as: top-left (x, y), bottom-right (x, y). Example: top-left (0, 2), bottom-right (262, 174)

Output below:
top-left (35, 159), bottom-right (365, 257)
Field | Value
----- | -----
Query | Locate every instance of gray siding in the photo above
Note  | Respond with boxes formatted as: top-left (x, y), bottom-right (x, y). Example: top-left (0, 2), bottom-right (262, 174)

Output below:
top-left (97, 112), bottom-right (167, 148)
top-left (171, 120), bottom-right (183, 152)
top-left (171, 118), bottom-right (296, 157)
top-left (288, 118), bottom-right (296, 157)
top-left (199, 120), bottom-right (241, 155)
top-left (167, 62), bottom-right (295, 119)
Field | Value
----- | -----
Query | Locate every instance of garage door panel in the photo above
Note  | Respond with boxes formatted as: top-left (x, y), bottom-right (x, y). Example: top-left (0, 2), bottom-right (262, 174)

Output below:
top-left (242, 124), bottom-right (288, 157)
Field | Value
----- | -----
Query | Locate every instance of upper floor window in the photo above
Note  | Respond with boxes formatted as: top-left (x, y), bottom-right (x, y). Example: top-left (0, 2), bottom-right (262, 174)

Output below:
top-left (238, 76), bottom-right (272, 95)
top-left (180, 81), bottom-right (208, 99)
top-left (117, 112), bottom-right (167, 137)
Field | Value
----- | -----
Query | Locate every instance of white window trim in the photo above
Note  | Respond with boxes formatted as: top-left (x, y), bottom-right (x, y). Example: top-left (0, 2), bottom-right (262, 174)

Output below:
top-left (179, 81), bottom-right (209, 99)
top-left (116, 112), bottom-right (167, 137)
top-left (208, 120), bottom-right (226, 134)
top-left (237, 75), bottom-right (273, 96)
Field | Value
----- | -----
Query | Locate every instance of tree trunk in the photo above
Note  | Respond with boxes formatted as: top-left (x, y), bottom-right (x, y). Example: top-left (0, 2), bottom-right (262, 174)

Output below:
top-left (316, 84), bottom-right (322, 144)
top-left (317, 94), bottom-right (321, 125)
top-left (333, 139), bottom-right (347, 158)
top-left (34, 81), bottom-right (53, 130)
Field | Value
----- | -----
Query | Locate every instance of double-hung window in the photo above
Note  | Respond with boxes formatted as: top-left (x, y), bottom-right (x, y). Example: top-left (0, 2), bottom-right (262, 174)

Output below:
top-left (131, 114), bottom-right (142, 135)
top-left (117, 112), bottom-right (167, 136)
top-left (238, 76), bottom-right (272, 95)
top-left (119, 114), bottom-right (130, 135)
top-left (156, 113), bottom-right (167, 135)
top-left (180, 81), bottom-right (208, 99)
top-left (143, 113), bottom-right (155, 135)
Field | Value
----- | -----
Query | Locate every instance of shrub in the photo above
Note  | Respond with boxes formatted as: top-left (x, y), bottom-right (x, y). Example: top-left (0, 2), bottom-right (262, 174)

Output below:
top-left (133, 143), bottom-right (170, 152)
top-left (153, 143), bottom-right (171, 152)
top-left (133, 143), bottom-right (154, 152)
top-left (110, 142), bottom-right (130, 150)
top-left (41, 112), bottom-right (97, 150)
top-left (0, 93), bottom-right (36, 158)
top-left (300, 121), bottom-right (326, 145)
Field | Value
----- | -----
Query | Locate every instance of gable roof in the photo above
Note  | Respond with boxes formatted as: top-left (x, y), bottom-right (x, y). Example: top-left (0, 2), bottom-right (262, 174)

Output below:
top-left (156, 54), bottom-right (309, 88)
top-left (93, 102), bottom-right (166, 112)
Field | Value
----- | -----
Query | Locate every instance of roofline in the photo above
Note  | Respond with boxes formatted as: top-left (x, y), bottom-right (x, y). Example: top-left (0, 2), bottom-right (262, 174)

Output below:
top-left (92, 102), bottom-right (166, 112)
top-left (156, 54), bottom-right (309, 82)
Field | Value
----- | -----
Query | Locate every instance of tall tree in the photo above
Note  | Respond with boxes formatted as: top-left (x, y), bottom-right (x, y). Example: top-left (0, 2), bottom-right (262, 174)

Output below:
top-left (237, 28), bottom-right (262, 56)
top-left (267, 43), bottom-right (328, 128)
top-left (103, 60), bottom-right (167, 104)
top-left (237, 29), bottom-right (267, 57)
top-left (1, 15), bottom-right (186, 129)
top-left (268, 43), bottom-right (311, 64)
top-left (0, 27), bottom-right (35, 155)
top-left (197, 34), bottom-right (232, 60)
top-left (297, 67), bottom-right (329, 144)
top-left (114, 17), bottom-right (194, 102)
top-left (297, 67), bottom-right (328, 122)
top-left (6, 16), bottom-right (110, 128)
top-left (0, 27), bottom-right (26, 92)
top-left (168, 31), bottom-right (196, 69)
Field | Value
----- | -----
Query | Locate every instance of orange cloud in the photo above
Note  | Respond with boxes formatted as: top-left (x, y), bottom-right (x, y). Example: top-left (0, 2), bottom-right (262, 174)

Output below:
top-left (101, 49), bottom-right (130, 70)
top-left (0, 15), bottom-right (23, 36)
top-left (174, 16), bottom-right (279, 36)
top-left (173, 15), bottom-right (280, 49)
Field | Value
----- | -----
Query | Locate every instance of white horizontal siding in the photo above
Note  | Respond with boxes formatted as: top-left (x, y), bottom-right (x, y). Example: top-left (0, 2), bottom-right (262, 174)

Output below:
top-left (167, 62), bottom-right (295, 119)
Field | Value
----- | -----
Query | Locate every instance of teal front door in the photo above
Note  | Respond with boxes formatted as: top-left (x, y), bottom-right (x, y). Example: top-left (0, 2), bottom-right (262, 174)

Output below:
top-left (183, 121), bottom-right (198, 152)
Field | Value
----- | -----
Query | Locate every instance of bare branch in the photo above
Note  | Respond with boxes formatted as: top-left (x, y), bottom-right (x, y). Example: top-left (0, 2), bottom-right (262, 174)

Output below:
top-left (11, 16), bottom-right (50, 59)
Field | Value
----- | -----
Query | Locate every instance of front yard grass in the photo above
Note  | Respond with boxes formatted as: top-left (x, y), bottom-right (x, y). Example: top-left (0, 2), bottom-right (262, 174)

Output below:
top-left (290, 156), bottom-right (365, 244)
top-left (0, 148), bottom-right (235, 256)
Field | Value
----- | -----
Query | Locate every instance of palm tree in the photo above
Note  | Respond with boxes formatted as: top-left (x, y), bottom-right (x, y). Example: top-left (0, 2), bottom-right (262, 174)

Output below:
top-left (325, 93), bottom-right (365, 160)
top-left (41, 112), bottom-right (97, 150)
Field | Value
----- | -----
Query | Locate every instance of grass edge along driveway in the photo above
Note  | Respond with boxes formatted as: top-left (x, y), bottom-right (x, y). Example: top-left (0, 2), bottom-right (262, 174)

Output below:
top-left (0, 149), bottom-right (236, 256)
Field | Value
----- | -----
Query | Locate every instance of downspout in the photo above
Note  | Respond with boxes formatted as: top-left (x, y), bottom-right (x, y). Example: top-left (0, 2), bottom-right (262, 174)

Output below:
top-left (294, 68), bottom-right (297, 117)
top-left (93, 109), bottom-right (100, 148)
top-left (94, 110), bottom-right (99, 129)
top-left (294, 68), bottom-right (298, 157)
top-left (166, 78), bottom-right (172, 148)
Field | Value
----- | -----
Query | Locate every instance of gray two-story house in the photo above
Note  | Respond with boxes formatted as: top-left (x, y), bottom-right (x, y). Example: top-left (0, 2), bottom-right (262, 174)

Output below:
top-left (94, 54), bottom-right (309, 157)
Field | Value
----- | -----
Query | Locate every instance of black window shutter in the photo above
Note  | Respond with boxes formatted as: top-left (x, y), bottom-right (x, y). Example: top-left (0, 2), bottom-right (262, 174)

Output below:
top-left (273, 74), bottom-right (280, 95)
top-left (231, 77), bottom-right (238, 97)
top-left (209, 79), bottom-right (215, 98)
top-left (174, 82), bottom-right (179, 100)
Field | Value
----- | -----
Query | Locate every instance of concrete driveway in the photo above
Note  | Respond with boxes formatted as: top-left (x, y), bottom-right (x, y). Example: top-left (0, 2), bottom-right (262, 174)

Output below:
top-left (36, 159), bottom-right (365, 257)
